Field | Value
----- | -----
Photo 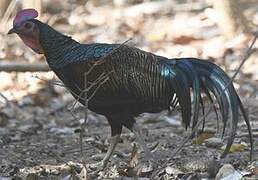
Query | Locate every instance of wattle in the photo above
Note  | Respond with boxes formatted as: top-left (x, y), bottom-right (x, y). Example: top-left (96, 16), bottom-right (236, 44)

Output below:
top-left (19, 35), bottom-right (43, 54)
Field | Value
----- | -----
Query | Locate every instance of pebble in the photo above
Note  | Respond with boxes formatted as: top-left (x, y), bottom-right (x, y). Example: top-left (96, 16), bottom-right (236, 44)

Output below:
top-left (215, 164), bottom-right (242, 180)
top-left (204, 137), bottom-right (223, 148)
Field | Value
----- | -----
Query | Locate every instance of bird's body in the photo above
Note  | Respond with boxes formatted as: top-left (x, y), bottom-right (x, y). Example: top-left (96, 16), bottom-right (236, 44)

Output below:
top-left (8, 9), bottom-right (253, 169)
top-left (53, 44), bottom-right (175, 114)
top-left (37, 23), bottom-right (174, 115)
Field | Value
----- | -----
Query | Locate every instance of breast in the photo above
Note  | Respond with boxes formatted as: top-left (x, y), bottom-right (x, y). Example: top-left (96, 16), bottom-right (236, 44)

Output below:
top-left (53, 60), bottom-right (133, 112)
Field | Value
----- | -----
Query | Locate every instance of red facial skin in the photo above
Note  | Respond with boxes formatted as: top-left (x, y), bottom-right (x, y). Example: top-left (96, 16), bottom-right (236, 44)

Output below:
top-left (14, 21), bottom-right (43, 54)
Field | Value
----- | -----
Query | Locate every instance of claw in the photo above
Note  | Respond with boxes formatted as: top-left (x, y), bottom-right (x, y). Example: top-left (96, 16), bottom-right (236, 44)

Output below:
top-left (131, 123), bottom-right (159, 164)
top-left (89, 134), bottom-right (120, 171)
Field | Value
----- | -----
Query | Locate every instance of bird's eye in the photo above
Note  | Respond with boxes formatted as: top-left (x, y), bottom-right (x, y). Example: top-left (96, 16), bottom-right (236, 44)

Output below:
top-left (24, 22), bottom-right (32, 29)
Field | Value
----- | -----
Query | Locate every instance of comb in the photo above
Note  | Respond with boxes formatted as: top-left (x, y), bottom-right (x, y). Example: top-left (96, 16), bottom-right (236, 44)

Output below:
top-left (13, 8), bottom-right (38, 27)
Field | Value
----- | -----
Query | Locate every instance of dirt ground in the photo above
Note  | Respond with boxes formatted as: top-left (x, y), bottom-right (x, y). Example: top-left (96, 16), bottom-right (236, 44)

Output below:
top-left (1, 0), bottom-right (258, 179)
top-left (0, 89), bottom-right (257, 179)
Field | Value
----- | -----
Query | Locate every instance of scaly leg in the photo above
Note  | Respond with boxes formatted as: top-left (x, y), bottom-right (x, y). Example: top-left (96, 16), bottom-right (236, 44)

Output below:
top-left (131, 123), bottom-right (158, 162)
top-left (102, 134), bottom-right (120, 166)
top-left (89, 134), bottom-right (120, 170)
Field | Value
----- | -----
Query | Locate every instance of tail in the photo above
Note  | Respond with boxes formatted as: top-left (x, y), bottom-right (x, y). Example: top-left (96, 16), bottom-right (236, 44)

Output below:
top-left (168, 58), bottom-right (253, 159)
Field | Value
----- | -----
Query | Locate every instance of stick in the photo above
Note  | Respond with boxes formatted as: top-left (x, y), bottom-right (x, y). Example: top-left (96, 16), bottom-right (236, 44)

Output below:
top-left (75, 38), bottom-right (132, 175)
top-left (0, 61), bottom-right (50, 72)
top-left (0, 0), bottom-right (17, 32)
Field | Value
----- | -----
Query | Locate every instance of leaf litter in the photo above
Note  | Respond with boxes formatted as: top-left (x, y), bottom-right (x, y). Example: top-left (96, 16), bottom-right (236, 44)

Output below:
top-left (1, 0), bottom-right (258, 179)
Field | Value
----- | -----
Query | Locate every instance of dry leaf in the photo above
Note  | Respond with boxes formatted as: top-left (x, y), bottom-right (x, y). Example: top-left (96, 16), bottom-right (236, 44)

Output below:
top-left (215, 164), bottom-right (242, 180)
top-left (221, 143), bottom-right (247, 153)
top-left (192, 131), bottom-right (215, 145)
top-left (137, 162), bottom-right (154, 177)
top-left (129, 143), bottom-right (139, 168)
top-left (172, 35), bottom-right (202, 45)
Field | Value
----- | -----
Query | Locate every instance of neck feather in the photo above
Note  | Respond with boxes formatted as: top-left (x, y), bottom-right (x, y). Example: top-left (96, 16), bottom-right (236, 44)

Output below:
top-left (33, 20), bottom-right (81, 69)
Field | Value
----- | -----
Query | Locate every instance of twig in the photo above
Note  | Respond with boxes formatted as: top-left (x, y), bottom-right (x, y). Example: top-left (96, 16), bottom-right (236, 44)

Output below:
top-left (80, 71), bottom-right (87, 168)
top-left (69, 38), bottom-right (133, 110)
top-left (0, 0), bottom-right (17, 33)
top-left (0, 92), bottom-right (10, 105)
top-left (75, 38), bottom-right (132, 174)
top-left (31, 75), bottom-right (64, 87)
top-left (68, 39), bottom-right (132, 112)
top-left (32, 38), bottom-right (132, 174)
top-left (86, 72), bottom-right (107, 91)
top-left (85, 38), bottom-right (132, 76)
top-left (150, 33), bottom-right (258, 179)
top-left (88, 73), bottom-right (113, 101)
top-left (236, 132), bottom-right (258, 138)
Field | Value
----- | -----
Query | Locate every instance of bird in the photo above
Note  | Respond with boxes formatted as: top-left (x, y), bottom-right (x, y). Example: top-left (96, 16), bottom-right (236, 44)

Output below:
top-left (8, 9), bottom-right (253, 169)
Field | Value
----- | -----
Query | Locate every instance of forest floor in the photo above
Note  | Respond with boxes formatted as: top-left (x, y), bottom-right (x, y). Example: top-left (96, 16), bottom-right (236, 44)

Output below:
top-left (0, 96), bottom-right (258, 179)
top-left (0, 0), bottom-right (258, 179)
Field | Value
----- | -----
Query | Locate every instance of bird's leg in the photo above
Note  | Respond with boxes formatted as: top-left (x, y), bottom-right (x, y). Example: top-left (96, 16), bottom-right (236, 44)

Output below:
top-left (131, 123), bottom-right (158, 162)
top-left (89, 134), bottom-right (120, 170)
top-left (89, 115), bottom-right (122, 170)
top-left (102, 134), bottom-right (120, 166)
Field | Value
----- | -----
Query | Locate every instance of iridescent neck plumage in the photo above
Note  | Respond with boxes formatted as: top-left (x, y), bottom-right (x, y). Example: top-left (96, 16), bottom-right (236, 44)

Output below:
top-left (33, 19), bottom-right (81, 69)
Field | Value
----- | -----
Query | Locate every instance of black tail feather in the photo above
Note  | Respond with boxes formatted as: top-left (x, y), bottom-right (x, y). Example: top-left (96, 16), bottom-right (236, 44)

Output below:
top-left (237, 95), bottom-right (254, 160)
top-left (169, 58), bottom-right (253, 158)
top-left (172, 67), bottom-right (192, 128)
top-left (177, 61), bottom-right (201, 129)
top-left (202, 84), bottom-right (220, 131)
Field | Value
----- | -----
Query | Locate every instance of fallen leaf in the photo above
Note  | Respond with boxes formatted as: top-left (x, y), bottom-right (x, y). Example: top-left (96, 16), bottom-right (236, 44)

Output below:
top-left (215, 164), bottom-right (250, 180)
top-left (172, 35), bottom-right (202, 45)
top-left (165, 166), bottom-right (183, 175)
top-left (26, 173), bottom-right (39, 180)
top-left (192, 131), bottom-right (215, 145)
top-left (221, 143), bottom-right (247, 153)
top-left (137, 162), bottom-right (154, 177)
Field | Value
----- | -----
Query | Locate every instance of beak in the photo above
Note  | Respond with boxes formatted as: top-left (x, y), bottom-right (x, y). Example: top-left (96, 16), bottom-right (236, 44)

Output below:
top-left (7, 28), bottom-right (16, 34)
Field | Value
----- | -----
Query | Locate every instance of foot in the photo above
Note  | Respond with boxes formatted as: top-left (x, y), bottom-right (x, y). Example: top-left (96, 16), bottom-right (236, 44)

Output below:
top-left (88, 134), bottom-right (120, 171)
top-left (131, 123), bottom-right (159, 164)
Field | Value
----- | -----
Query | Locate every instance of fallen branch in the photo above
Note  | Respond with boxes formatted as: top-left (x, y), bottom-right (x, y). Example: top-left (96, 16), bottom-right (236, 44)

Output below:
top-left (0, 61), bottom-right (50, 72)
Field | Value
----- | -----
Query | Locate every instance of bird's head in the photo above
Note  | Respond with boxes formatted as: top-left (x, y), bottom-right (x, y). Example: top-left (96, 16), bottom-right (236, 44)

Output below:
top-left (8, 9), bottom-right (43, 54)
